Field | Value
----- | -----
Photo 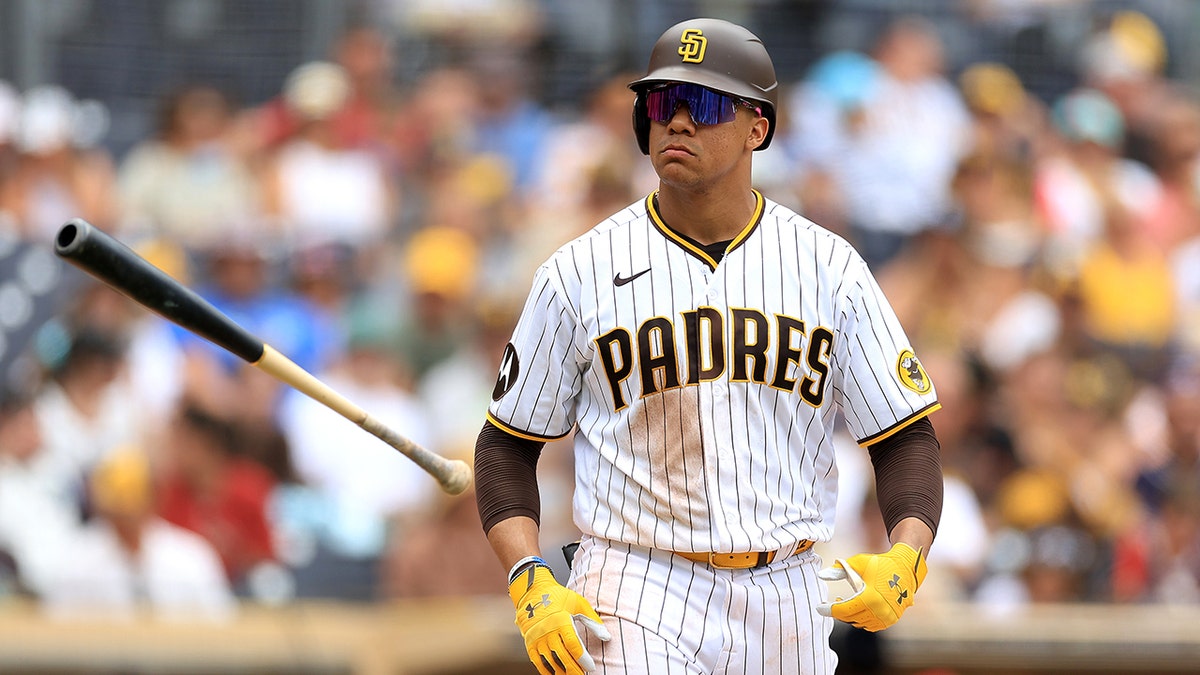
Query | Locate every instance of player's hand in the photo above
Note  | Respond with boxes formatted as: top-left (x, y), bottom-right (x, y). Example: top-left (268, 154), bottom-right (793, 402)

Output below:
top-left (509, 563), bottom-right (611, 674)
top-left (816, 542), bottom-right (928, 632)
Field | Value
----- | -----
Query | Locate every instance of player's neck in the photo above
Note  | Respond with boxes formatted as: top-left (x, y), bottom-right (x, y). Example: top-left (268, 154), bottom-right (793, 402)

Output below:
top-left (655, 186), bottom-right (759, 245)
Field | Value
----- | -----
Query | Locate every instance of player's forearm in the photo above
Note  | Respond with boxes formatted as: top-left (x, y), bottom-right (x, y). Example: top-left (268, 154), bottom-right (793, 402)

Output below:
top-left (487, 515), bottom-right (544, 572)
top-left (888, 516), bottom-right (934, 554)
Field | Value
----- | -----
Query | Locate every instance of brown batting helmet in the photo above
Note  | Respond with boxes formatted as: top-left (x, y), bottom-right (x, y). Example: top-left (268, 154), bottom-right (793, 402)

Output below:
top-left (629, 18), bottom-right (778, 154)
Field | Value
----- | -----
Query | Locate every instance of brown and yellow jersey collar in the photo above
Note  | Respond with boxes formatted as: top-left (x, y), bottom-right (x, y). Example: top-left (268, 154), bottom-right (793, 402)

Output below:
top-left (646, 189), bottom-right (765, 270)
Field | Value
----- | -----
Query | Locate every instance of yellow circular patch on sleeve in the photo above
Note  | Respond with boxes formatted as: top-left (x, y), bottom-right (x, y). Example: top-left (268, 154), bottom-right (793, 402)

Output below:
top-left (896, 349), bottom-right (932, 394)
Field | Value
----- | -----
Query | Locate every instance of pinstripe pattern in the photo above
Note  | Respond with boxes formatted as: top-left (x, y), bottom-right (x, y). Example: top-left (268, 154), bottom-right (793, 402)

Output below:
top-left (571, 537), bottom-right (837, 674)
top-left (488, 191), bottom-right (936, 672)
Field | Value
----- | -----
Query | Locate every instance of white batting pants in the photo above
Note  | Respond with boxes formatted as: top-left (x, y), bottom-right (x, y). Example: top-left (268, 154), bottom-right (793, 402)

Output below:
top-left (569, 537), bottom-right (837, 675)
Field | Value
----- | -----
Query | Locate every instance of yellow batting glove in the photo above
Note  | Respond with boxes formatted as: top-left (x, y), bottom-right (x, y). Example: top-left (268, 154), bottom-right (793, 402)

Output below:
top-left (508, 562), bottom-right (610, 674)
top-left (816, 542), bottom-right (928, 632)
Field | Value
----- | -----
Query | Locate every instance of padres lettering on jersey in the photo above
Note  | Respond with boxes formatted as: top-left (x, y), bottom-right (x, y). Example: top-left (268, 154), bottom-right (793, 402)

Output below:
top-left (594, 309), bottom-right (834, 411)
top-left (488, 190), bottom-right (940, 553)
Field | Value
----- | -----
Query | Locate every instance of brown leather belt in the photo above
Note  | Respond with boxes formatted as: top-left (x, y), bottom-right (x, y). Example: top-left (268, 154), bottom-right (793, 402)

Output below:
top-left (674, 539), bottom-right (815, 570)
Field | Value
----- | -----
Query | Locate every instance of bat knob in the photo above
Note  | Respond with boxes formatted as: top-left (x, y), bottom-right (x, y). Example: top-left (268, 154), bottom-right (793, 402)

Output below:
top-left (441, 460), bottom-right (474, 495)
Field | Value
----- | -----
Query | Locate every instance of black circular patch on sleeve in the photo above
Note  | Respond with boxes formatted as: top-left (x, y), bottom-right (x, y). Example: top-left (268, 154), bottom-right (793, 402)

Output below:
top-left (491, 342), bottom-right (520, 401)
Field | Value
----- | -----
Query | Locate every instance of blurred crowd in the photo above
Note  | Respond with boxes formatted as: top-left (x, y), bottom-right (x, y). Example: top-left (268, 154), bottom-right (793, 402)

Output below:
top-left (0, 2), bottom-right (1197, 624)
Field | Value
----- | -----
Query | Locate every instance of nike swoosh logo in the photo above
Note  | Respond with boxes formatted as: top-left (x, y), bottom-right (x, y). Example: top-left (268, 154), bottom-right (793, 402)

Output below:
top-left (613, 269), bottom-right (650, 286)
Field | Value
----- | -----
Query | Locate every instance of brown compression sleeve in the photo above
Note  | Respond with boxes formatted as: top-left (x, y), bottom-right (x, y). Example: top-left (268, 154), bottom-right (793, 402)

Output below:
top-left (866, 416), bottom-right (944, 539)
top-left (474, 420), bottom-right (546, 535)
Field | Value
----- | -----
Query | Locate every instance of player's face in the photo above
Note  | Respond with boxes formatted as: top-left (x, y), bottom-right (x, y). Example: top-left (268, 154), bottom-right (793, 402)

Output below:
top-left (645, 83), bottom-right (767, 190)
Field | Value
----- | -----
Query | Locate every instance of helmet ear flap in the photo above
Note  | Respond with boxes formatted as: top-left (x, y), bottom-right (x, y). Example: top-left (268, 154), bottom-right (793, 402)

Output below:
top-left (632, 93), bottom-right (650, 155)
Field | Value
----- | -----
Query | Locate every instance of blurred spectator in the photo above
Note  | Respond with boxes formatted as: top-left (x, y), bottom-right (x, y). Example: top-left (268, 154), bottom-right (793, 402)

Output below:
top-left (0, 85), bottom-right (116, 239)
top-left (330, 25), bottom-right (402, 148)
top-left (393, 225), bottom-right (479, 379)
top-left (155, 402), bottom-right (277, 594)
top-left (1000, 344), bottom-right (1144, 537)
top-left (286, 241), bottom-right (359, 336)
top-left (879, 151), bottom-right (1057, 377)
top-left (465, 49), bottom-right (556, 197)
top-left (787, 50), bottom-right (878, 168)
top-left (420, 154), bottom-right (515, 284)
top-left (783, 50), bottom-right (880, 238)
top-left (1078, 10), bottom-right (1174, 170)
top-left (61, 274), bottom-right (188, 448)
top-left (1035, 87), bottom-right (1161, 277)
top-left (830, 16), bottom-right (971, 269)
top-left (117, 84), bottom-right (260, 252)
top-left (41, 447), bottom-right (235, 621)
top-left (1113, 471), bottom-right (1200, 604)
top-left (259, 26), bottom-right (402, 153)
top-left (275, 307), bottom-right (434, 600)
top-left (260, 61), bottom-right (397, 269)
top-left (1140, 93), bottom-right (1200, 253)
top-left (957, 61), bottom-right (1048, 165)
top-left (1073, 219), bottom-right (1176, 382)
top-left (1021, 524), bottom-right (1100, 603)
top-left (973, 469), bottom-right (1101, 607)
top-left (530, 71), bottom-right (650, 217)
top-left (0, 385), bottom-right (80, 598)
top-left (388, 66), bottom-right (481, 202)
top-left (32, 324), bottom-right (142, 505)
top-left (1132, 363), bottom-right (1200, 517)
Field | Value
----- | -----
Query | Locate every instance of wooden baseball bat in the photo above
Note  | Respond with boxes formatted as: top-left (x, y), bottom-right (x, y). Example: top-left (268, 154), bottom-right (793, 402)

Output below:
top-left (54, 218), bottom-right (472, 495)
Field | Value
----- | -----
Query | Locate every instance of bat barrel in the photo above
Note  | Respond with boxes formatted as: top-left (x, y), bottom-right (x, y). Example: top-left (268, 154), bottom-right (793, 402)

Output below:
top-left (54, 219), bottom-right (266, 364)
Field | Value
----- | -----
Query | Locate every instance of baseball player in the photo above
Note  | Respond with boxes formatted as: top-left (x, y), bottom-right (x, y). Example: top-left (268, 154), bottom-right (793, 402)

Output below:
top-left (474, 17), bottom-right (944, 675)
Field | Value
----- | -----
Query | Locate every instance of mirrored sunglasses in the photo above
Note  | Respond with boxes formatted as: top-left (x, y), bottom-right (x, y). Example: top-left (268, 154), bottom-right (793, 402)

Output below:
top-left (645, 83), bottom-right (761, 126)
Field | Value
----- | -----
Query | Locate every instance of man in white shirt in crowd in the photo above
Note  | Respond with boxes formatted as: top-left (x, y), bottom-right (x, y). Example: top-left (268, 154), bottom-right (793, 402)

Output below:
top-left (41, 447), bottom-right (236, 621)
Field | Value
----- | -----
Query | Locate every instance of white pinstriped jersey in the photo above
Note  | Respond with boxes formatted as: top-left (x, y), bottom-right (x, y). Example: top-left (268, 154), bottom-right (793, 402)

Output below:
top-left (488, 189), bottom-right (940, 554)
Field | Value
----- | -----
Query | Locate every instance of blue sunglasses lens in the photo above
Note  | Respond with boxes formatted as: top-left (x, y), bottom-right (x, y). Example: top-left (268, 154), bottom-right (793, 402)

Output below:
top-left (646, 83), bottom-right (740, 126)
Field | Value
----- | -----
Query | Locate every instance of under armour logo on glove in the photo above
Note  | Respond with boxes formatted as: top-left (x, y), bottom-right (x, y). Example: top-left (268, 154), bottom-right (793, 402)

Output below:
top-left (526, 594), bottom-right (552, 618)
top-left (887, 573), bottom-right (910, 604)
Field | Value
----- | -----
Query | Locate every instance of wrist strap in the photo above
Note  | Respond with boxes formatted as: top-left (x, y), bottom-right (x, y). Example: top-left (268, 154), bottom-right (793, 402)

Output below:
top-left (507, 555), bottom-right (550, 585)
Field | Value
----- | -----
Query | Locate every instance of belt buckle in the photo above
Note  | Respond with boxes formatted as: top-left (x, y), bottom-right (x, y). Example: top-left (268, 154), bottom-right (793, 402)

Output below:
top-left (705, 552), bottom-right (730, 569)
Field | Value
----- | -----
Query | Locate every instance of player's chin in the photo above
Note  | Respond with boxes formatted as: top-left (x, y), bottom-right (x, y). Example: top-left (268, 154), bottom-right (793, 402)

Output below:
top-left (655, 165), bottom-right (705, 190)
top-left (653, 156), bottom-right (698, 179)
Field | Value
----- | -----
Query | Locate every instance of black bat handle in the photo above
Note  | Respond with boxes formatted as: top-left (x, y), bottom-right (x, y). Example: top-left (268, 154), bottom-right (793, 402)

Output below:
top-left (54, 219), bottom-right (265, 363)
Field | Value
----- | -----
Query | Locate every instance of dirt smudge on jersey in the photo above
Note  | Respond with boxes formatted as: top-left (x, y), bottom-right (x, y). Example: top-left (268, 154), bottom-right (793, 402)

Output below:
top-left (627, 387), bottom-right (710, 533)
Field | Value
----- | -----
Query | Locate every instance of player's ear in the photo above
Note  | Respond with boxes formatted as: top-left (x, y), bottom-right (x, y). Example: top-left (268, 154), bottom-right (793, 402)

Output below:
top-left (746, 115), bottom-right (769, 151)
